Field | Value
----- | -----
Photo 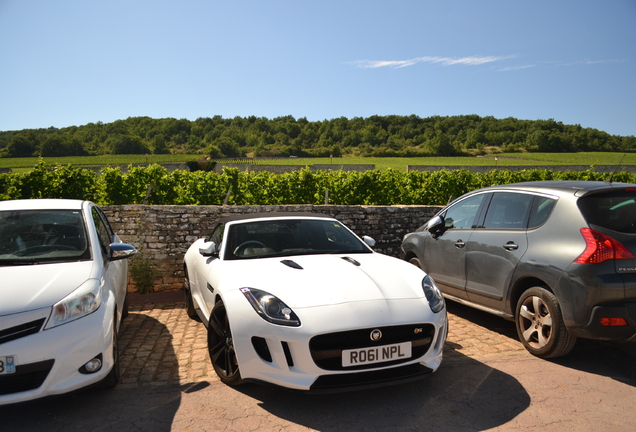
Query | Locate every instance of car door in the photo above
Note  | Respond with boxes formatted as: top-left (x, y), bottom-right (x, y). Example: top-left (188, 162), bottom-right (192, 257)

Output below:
top-left (424, 193), bottom-right (488, 300)
top-left (465, 192), bottom-right (533, 311)
top-left (192, 222), bottom-right (226, 318)
top-left (91, 205), bottom-right (127, 323)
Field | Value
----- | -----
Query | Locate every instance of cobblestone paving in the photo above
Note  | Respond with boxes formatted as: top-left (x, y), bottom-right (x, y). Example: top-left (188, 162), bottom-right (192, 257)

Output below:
top-left (118, 300), bottom-right (527, 388)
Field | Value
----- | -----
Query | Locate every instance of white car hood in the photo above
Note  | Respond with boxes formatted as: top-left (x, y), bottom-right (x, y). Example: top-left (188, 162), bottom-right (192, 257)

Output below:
top-left (217, 253), bottom-right (426, 308)
top-left (0, 261), bottom-right (97, 315)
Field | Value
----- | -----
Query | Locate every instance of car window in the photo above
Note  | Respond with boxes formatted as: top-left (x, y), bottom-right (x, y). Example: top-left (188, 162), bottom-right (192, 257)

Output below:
top-left (578, 191), bottom-right (636, 233)
top-left (225, 219), bottom-right (370, 260)
top-left (483, 192), bottom-right (533, 229)
top-left (0, 209), bottom-right (90, 264)
top-left (210, 223), bottom-right (225, 248)
top-left (528, 196), bottom-right (557, 229)
top-left (92, 207), bottom-right (112, 256)
top-left (443, 194), bottom-right (486, 229)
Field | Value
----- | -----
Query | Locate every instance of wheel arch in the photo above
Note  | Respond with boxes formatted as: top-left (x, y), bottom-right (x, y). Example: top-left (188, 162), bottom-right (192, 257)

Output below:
top-left (509, 276), bottom-right (553, 315)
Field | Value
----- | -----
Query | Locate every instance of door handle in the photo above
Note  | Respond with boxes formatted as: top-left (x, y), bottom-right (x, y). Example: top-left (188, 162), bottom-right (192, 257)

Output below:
top-left (503, 242), bottom-right (519, 251)
top-left (455, 240), bottom-right (465, 248)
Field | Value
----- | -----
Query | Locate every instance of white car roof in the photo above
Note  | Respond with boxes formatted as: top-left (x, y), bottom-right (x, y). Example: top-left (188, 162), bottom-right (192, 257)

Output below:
top-left (0, 199), bottom-right (86, 211)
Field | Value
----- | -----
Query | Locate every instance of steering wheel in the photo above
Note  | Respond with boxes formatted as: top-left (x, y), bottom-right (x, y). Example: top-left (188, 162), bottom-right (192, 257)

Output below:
top-left (234, 241), bottom-right (266, 256)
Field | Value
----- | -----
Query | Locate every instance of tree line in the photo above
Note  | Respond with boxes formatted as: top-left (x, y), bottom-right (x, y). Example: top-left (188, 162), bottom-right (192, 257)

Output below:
top-left (1, 114), bottom-right (634, 159)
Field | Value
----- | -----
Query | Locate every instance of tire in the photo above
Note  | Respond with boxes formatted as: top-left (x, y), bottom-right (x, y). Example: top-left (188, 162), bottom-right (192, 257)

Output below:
top-left (183, 269), bottom-right (201, 321)
top-left (99, 314), bottom-right (120, 388)
top-left (408, 257), bottom-right (423, 269)
top-left (515, 286), bottom-right (577, 359)
top-left (207, 300), bottom-right (244, 385)
top-left (122, 293), bottom-right (129, 320)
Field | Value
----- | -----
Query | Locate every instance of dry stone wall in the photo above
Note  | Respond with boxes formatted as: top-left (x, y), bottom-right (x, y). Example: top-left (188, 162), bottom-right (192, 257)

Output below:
top-left (102, 204), bottom-right (442, 293)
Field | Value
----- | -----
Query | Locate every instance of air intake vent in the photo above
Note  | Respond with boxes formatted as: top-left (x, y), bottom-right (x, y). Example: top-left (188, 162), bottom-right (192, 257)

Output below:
top-left (0, 318), bottom-right (46, 345)
top-left (281, 259), bottom-right (303, 269)
top-left (341, 256), bottom-right (360, 266)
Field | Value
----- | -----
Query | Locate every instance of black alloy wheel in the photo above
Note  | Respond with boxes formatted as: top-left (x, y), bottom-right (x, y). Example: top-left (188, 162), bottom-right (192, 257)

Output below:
top-left (207, 300), bottom-right (244, 385)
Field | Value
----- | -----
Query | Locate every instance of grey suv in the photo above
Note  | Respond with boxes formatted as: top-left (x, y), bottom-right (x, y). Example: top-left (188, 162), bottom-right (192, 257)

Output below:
top-left (401, 180), bottom-right (636, 358)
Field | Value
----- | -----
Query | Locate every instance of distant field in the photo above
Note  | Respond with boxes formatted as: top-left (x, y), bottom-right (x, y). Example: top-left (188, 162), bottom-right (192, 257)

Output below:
top-left (0, 152), bottom-right (632, 173)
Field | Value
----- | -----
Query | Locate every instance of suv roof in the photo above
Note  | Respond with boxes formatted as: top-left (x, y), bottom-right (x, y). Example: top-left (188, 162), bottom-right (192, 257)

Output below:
top-left (477, 180), bottom-right (636, 197)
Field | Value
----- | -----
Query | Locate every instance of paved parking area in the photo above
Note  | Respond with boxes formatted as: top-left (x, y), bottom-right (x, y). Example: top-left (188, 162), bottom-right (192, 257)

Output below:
top-left (3, 292), bottom-right (636, 431)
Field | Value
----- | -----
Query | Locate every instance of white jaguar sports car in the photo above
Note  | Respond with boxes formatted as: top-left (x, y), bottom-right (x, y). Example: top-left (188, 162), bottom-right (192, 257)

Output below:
top-left (183, 213), bottom-right (447, 391)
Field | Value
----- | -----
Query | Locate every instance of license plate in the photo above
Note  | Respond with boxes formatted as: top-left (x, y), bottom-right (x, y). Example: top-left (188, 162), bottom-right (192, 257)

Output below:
top-left (0, 355), bottom-right (16, 375)
top-left (342, 342), bottom-right (412, 367)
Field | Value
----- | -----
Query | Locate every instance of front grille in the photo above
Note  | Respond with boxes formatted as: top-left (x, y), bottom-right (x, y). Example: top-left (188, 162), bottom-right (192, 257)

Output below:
top-left (0, 359), bottom-right (55, 396)
top-left (0, 318), bottom-right (46, 346)
top-left (309, 323), bottom-right (435, 371)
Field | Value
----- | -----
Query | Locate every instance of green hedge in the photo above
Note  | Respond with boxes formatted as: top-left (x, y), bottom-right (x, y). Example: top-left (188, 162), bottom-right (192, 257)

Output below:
top-left (0, 161), bottom-right (632, 206)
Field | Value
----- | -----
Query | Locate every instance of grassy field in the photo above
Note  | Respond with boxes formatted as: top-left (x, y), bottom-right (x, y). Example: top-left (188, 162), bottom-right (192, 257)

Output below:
top-left (0, 152), bottom-right (632, 173)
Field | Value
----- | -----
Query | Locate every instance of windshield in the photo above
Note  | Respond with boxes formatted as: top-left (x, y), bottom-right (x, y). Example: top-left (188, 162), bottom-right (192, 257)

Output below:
top-left (0, 209), bottom-right (91, 265)
top-left (225, 219), bottom-right (371, 260)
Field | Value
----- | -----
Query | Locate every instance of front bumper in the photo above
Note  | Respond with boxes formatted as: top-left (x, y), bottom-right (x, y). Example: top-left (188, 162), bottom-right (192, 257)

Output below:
top-left (0, 303), bottom-right (115, 406)
top-left (225, 289), bottom-right (448, 391)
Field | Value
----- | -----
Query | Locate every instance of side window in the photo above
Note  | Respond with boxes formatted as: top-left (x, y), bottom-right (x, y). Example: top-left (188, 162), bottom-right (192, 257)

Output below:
top-left (92, 207), bottom-right (112, 255)
top-left (483, 192), bottom-right (533, 229)
top-left (528, 196), bottom-right (557, 229)
top-left (210, 223), bottom-right (225, 250)
top-left (443, 194), bottom-right (486, 230)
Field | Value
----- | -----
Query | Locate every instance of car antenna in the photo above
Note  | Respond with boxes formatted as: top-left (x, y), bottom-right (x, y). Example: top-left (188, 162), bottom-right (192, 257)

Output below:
top-left (607, 153), bottom-right (626, 184)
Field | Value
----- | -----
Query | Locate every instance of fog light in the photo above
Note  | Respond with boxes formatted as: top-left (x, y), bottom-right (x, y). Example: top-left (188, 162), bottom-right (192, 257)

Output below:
top-left (79, 356), bottom-right (103, 374)
top-left (600, 317), bottom-right (628, 327)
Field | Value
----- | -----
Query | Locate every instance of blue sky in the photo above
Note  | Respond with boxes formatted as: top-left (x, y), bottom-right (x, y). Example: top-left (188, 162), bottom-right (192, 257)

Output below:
top-left (1, 0), bottom-right (635, 137)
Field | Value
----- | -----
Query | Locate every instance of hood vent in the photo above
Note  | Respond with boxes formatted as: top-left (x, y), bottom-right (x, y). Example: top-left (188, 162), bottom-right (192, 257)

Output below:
top-left (281, 259), bottom-right (303, 270)
top-left (341, 256), bottom-right (360, 266)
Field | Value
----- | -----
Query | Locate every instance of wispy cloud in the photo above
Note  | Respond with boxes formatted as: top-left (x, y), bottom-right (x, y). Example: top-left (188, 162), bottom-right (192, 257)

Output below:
top-left (558, 58), bottom-right (624, 67)
top-left (350, 55), bottom-right (516, 69)
top-left (498, 64), bottom-right (535, 72)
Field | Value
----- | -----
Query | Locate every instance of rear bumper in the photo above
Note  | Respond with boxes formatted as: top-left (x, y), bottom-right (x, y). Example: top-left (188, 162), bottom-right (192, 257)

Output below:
top-left (568, 303), bottom-right (636, 340)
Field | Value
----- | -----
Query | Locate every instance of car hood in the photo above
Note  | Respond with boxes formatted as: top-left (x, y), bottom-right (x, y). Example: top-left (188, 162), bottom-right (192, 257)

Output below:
top-left (216, 253), bottom-right (426, 308)
top-left (0, 261), bottom-right (97, 315)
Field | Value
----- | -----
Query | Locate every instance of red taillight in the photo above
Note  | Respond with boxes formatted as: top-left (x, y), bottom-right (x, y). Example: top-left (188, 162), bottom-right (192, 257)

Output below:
top-left (574, 228), bottom-right (635, 264)
top-left (600, 317), bottom-right (628, 327)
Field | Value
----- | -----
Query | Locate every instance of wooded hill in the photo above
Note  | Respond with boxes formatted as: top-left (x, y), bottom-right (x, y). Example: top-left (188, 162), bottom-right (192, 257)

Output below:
top-left (1, 115), bottom-right (634, 159)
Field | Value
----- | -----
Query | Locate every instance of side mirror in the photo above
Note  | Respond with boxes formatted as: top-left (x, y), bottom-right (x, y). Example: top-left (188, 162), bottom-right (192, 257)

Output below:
top-left (426, 216), bottom-right (444, 235)
top-left (199, 241), bottom-right (218, 257)
top-left (109, 243), bottom-right (137, 261)
top-left (362, 235), bottom-right (376, 248)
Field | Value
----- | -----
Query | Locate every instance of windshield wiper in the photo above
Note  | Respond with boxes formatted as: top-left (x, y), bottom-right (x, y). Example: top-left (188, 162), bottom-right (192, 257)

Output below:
top-left (0, 259), bottom-right (41, 266)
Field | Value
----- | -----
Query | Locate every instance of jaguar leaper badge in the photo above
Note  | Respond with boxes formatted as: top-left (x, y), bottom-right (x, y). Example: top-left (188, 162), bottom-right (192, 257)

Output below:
top-left (370, 329), bottom-right (382, 341)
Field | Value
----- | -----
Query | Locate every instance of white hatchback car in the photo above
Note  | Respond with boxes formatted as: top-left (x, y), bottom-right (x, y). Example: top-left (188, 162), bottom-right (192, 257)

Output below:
top-left (0, 199), bottom-right (136, 405)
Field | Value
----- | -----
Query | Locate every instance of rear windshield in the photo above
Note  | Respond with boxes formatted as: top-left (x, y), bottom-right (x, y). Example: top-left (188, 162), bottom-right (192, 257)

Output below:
top-left (578, 191), bottom-right (636, 234)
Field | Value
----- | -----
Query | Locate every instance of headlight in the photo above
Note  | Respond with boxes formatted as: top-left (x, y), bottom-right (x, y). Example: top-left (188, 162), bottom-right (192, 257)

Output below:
top-left (240, 287), bottom-right (301, 327)
top-left (422, 275), bottom-right (445, 313)
top-left (45, 279), bottom-right (102, 329)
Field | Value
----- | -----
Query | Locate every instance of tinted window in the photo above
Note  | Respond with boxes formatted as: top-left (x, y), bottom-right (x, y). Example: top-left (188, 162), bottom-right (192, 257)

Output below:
top-left (0, 209), bottom-right (90, 264)
top-left (443, 194), bottom-right (486, 229)
top-left (578, 191), bottom-right (636, 233)
top-left (225, 219), bottom-right (369, 260)
top-left (528, 196), bottom-right (557, 229)
top-left (483, 192), bottom-right (533, 229)
top-left (92, 207), bottom-right (112, 256)
top-left (210, 223), bottom-right (225, 248)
